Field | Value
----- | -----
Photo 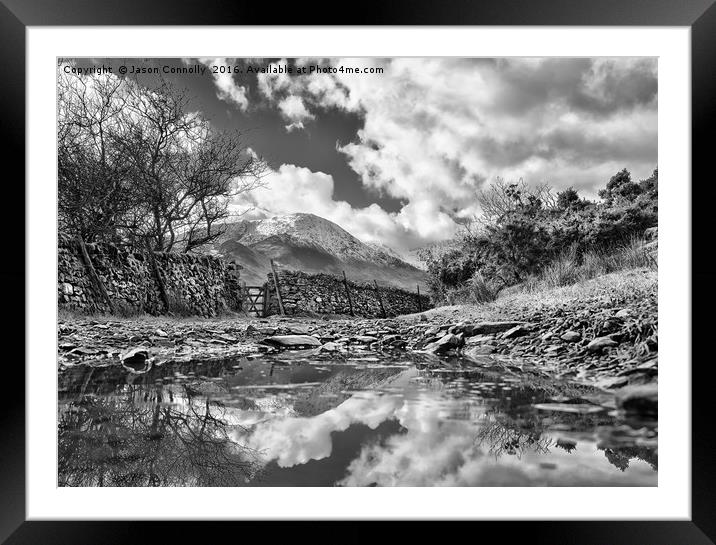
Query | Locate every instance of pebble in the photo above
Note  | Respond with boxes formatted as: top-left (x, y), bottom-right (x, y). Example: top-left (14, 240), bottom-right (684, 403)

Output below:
top-left (587, 336), bottom-right (619, 352)
top-left (560, 331), bottom-right (581, 342)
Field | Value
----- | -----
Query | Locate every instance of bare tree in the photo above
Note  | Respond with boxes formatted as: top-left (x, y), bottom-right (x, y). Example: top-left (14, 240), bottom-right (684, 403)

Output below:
top-left (57, 70), bottom-right (137, 242)
top-left (472, 177), bottom-right (557, 230)
top-left (58, 380), bottom-right (263, 487)
top-left (58, 70), bottom-right (267, 250)
top-left (117, 78), bottom-right (267, 252)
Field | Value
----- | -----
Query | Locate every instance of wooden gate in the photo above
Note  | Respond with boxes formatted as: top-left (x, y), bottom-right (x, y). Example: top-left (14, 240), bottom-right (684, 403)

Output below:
top-left (244, 285), bottom-right (266, 317)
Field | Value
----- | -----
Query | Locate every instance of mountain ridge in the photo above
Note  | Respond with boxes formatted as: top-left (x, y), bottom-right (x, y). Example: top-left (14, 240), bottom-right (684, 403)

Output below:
top-left (206, 213), bottom-right (427, 291)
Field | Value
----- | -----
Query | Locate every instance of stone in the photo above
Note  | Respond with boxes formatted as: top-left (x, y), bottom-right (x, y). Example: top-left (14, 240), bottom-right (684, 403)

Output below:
top-left (464, 345), bottom-right (496, 358)
top-left (354, 335), bottom-right (379, 344)
top-left (319, 341), bottom-right (339, 352)
top-left (423, 333), bottom-right (464, 354)
top-left (62, 283), bottom-right (74, 295)
top-left (502, 325), bottom-right (530, 339)
top-left (387, 338), bottom-right (407, 349)
top-left (637, 358), bottom-right (658, 369)
top-left (587, 336), bottom-right (619, 352)
top-left (464, 334), bottom-right (495, 346)
top-left (465, 321), bottom-right (526, 336)
top-left (260, 335), bottom-right (322, 349)
top-left (121, 347), bottom-right (152, 373)
top-left (560, 330), bottom-right (581, 342)
top-left (68, 346), bottom-right (100, 356)
top-left (615, 308), bottom-right (633, 320)
top-left (616, 384), bottom-right (658, 415)
top-left (155, 329), bottom-right (168, 337)
top-left (644, 226), bottom-right (658, 241)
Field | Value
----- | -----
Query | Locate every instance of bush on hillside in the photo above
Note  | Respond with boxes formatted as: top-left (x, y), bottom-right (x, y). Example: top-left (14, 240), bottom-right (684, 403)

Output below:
top-left (420, 168), bottom-right (658, 302)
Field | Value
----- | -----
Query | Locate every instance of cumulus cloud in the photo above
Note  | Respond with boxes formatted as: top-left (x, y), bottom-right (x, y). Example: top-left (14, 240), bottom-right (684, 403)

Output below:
top-left (248, 57), bottom-right (656, 252)
top-left (198, 58), bottom-right (249, 110)
top-left (231, 163), bottom-right (458, 261)
top-left (229, 382), bottom-right (656, 486)
top-left (240, 392), bottom-right (405, 468)
top-left (277, 95), bottom-right (314, 132)
top-left (261, 58), bottom-right (656, 192)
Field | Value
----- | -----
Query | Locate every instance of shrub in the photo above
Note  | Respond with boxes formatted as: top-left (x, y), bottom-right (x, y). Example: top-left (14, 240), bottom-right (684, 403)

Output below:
top-left (442, 271), bottom-right (500, 305)
top-left (419, 168), bottom-right (658, 300)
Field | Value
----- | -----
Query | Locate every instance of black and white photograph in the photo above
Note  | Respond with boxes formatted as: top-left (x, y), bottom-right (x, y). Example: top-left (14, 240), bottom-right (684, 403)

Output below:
top-left (56, 56), bottom-right (659, 488)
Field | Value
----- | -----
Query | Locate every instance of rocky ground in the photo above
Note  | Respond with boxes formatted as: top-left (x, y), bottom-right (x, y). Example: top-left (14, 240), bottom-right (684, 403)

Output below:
top-left (58, 268), bottom-right (657, 412)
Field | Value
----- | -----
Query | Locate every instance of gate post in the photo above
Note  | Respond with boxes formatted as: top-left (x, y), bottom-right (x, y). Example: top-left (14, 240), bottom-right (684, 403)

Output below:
top-left (270, 259), bottom-right (286, 316)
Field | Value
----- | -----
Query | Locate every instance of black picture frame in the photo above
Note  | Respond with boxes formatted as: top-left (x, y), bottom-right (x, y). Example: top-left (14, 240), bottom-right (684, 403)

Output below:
top-left (3, 1), bottom-right (714, 543)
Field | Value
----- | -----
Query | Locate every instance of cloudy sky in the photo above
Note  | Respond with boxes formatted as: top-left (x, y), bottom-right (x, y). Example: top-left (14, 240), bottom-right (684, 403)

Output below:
top-left (83, 57), bottom-right (658, 259)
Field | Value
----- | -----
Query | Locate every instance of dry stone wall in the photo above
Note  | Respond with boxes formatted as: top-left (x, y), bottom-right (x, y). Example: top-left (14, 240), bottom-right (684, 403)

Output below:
top-left (58, 236), bottom-right (242, 317)
top-left (265, 270), bottom-right (431, 318)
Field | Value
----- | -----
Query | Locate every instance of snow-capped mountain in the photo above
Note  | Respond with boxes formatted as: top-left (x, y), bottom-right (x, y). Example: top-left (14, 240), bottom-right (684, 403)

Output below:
top-left (210, 213), bottom-right (427, 290)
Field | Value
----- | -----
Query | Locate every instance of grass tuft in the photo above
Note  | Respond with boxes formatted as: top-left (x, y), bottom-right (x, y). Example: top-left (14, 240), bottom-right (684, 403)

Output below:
top-left (522, 236), bottom-right (656, 293)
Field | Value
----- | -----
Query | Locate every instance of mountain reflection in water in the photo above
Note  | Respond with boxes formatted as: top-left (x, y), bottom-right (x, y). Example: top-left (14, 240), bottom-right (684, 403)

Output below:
top-left (58, 353), bottom-right (657, 487)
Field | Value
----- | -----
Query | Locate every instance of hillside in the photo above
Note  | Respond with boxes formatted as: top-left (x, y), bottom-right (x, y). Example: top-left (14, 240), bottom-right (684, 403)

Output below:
top-left (207, 213), bottom-right (427, 291)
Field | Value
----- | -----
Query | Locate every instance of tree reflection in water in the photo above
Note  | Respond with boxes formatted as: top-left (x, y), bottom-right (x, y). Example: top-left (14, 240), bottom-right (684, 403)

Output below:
top-left (58, 360), bottom-right (657, 486)
top-left (475, 416), bottom-right (554, 459)
top-left (58, 382), bottom-right (263, 487)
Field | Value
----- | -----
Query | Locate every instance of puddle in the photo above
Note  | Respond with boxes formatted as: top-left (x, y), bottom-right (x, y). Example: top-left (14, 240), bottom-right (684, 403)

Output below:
top-left (58, 352), bottom-right (657, 486)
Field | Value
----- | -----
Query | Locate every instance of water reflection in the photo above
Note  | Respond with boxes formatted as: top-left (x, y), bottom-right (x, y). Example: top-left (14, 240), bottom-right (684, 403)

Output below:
top-left (58, 354), bottom-right (657, 486)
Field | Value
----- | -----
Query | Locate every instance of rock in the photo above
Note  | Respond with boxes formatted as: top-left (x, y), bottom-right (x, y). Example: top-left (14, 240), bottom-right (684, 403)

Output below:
top-left (466, 321), bottom-right (526, 336)
top-left (615, 308), bottom-right (632, 320)
top-left (502, 325), bottom-right (529, 339)
top-left (464, 334), bottom-right (495, 346)
top-left (121, 347), bottom-right (151, 372)
top-left (599, 318), bottom-right (623, 334)
top-left (387, 338), bottom-right (407, 349)
top-left (616, 384), bottom-right (658, 415)
top-left (354, 335), bottom-right (379, 343)
top-left (644, 226), bottom-right (658, 241)
top-left (587, 336), bottom-right (619, 352)
top-left (464, 345), bottom-right (496, 358)
top-left (258, 327), bottom-right (277, 335)
top-left (423, 333), bottom-right (464, 354)
top-left (595, 376), bottom-right (629, 390)
top-left (68, 346), bottom-right (101, 356)
top-left (560, 330), bottom-right (581, 342)
top-left (260, 335), bottom-right (322, 349)
top-left (319, 341), bottom-right (339, 352)
top-left (62, 282), bottom-right (74, 295)
top-left (534, 402), bottom-right (605, 414)
top-left (154, 329), bottom-right (168, 338)
top-left (637, 358), bottom-right (658, 369)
